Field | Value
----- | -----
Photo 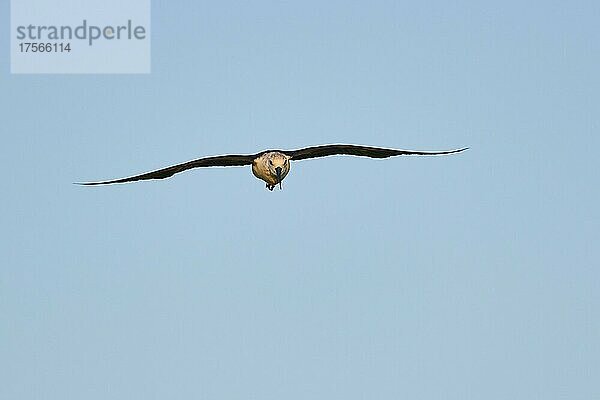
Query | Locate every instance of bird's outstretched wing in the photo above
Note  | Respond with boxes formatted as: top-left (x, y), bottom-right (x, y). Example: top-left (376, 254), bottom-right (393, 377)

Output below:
top-left (76, 154), bottom-right (256, 185)
top-left (284, 144), bottom-right (468, 161)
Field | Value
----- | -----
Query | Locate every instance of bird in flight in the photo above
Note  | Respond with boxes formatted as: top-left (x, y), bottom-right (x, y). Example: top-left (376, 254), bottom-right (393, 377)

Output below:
top-left (78, 144), bottom-right (468, 190)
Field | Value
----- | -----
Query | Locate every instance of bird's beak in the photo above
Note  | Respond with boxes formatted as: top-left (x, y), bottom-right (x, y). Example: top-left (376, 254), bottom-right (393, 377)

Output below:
top-left (275, 167), bottom-right (282, 190)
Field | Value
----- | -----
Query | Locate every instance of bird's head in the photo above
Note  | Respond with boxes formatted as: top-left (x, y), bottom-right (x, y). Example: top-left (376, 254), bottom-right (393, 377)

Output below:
top-left (266, 152), bottom-right (291, 189)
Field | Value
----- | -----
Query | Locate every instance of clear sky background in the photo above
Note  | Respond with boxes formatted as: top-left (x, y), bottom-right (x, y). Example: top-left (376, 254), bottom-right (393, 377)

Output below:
top-left (1, 1), bottom-right (599, 399)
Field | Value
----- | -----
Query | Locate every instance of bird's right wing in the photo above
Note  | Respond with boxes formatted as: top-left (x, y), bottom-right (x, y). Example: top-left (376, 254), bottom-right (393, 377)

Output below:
top-left (76, 154), bottom-right (256, 185)
top-left (285, 144), bottom-right (468, 161)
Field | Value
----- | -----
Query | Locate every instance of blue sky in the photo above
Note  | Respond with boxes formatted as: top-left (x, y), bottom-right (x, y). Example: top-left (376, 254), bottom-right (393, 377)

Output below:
top-left (1, 1), bottom-right (599, 399)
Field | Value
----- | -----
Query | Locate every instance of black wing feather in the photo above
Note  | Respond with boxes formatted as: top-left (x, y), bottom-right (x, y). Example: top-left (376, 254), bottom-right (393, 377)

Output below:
top-left (285, 144), bottom-right (468, 161)
top-left (76, 154), bottom-right (256, 185)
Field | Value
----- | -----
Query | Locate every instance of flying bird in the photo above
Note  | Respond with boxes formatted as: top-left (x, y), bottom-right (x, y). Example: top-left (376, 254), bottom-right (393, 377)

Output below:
top-left (78, 144), bottom-right (468, 190)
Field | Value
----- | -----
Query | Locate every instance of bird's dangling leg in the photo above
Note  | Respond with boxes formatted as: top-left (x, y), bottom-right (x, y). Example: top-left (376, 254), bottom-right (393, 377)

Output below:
top-left (266, 183), bottom-right (275, 191)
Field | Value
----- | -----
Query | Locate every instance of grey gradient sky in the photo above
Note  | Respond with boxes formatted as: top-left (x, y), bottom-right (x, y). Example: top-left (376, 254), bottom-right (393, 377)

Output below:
top-left (1, 1), bottom-right (599, 399)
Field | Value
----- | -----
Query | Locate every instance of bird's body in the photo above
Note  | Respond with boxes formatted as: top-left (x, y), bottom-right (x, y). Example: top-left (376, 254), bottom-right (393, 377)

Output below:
top-left (251, 152), bottom-right (291, 190)
top-left (78, 144), bottom-right (467, 190)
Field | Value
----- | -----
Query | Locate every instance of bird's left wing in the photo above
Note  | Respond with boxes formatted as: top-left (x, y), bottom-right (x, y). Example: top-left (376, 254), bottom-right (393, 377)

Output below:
top-left (284, 144), bottom-right (468, 161)
top-left (76, 154), bottom-right (257, 185)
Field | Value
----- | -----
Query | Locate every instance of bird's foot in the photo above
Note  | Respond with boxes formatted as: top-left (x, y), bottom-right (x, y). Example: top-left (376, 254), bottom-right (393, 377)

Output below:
top-left (266, 184), bottom-right (275, 191)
